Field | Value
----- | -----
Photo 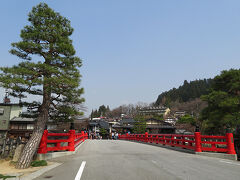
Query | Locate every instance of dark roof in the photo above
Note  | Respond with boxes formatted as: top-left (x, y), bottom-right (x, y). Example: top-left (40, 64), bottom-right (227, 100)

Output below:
top-left (89, 121), bottom-right (98, 126)
top-left (99, 120), bottom-right (109, 129)
top-left (0, 103), bottom-right (21, 106)
top-left (89, 120), bottom-right (109, 129)
top-left (120, 118), bottom-right (135, 124)
top-left (146, 125), bottom-right (175, 129)
top-left (10, 117), bottom-right (35, 122)
top-left (121, 125), bottom-right (134, 129)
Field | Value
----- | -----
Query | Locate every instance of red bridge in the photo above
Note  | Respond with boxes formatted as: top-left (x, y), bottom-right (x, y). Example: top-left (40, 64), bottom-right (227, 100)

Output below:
top-left (34, 130), bottom-right (240, 180)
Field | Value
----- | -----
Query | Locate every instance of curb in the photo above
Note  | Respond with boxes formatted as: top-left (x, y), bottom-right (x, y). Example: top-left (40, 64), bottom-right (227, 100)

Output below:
top-left (3, 163), bottom-right (61, 180)
top-left (195, 152), bottom-right (237, 161)
top-left (121, 140), bottom-right (238, 161)
top-left (36, 140), bottom-right (87, 161)
top-left (5, 140), bottom-right (88, 180)
top-left (21, 162), bottom-right (62, 180)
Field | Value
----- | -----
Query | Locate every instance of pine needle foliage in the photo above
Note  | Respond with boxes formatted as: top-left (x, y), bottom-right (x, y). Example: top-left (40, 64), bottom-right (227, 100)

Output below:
top-left (200, 69), bottom-right (240, 134)
top-left (0, 3), bottom-right (84, 122)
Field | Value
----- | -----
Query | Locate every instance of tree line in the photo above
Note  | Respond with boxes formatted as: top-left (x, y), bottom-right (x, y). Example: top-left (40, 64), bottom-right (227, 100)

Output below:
top-left (155, 78), bottom-right (214, 107)
top-left (160, 69), bottom-right (240, 135)
top-left (90, 102), bottom-right (149, 119)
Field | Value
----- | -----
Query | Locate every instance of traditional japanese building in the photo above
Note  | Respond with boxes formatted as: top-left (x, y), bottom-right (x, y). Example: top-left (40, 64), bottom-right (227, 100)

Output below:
top-left (113, 118), bottom-right (175, 134)
top-left (138, 106), bottom-right (170, 117)
top-left (8, 117), bottom-right (35, 138)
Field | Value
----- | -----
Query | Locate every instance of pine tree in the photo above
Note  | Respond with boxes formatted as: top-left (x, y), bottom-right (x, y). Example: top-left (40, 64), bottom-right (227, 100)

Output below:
top-left (0, 3), bottom-right (84, 168)
top-left (200, 69), bottom-right (240, 134)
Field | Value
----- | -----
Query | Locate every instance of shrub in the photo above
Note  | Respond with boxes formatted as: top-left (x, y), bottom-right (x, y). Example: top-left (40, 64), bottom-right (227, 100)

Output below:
top-left (0, 174), bottom-right (16, 180)
top-left (31, 160), bottom-right (47, 167)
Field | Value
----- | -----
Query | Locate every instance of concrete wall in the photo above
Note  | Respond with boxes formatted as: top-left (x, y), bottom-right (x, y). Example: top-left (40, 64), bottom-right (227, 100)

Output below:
top-left (0, 106), bottom-right (11, 130)
top-left (0, 135), bottom-right (25, 158)
top-left (0, 105), bottom-right (22, 131)
top-left (10, 105), bottom-right (22, 120)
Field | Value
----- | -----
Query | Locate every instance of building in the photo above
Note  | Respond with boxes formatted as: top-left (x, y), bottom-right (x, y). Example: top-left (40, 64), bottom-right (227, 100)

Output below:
top-left (0, 103), bottom-right (22, 136)
top-left (139, 106), bottom-right (170, 117)
top-left (113, 118), bottom-right (175, 134)
top-left (174, 111), bottom-right (186, 118)
top-left (89, 119), bottom-right (110, 138)
top-left (74, 117), bottom-right (89, 132)
top-left (113, 118), bottom-right (135, 134)
top-left (164, 116), bottom-right (177, 125)
top-left (0, 100), bottom-right (38, 139)
top-left (8, 117), bottom-right (35, 138)
top-left (145, 118), bottom-right (175, 134)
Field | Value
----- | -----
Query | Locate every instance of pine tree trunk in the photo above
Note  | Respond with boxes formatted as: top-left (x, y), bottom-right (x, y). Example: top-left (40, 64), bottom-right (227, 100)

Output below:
top-left (15, 129), bottom-right (43, 169)
top-left (16, 108), bottom-right (48, 169)
top-left (16, 83), bottom-right (51, 169)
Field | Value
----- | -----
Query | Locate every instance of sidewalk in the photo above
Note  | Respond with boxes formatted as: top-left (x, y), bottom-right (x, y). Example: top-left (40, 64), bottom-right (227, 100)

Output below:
top-left (0, 140), bottom-right (87, 179)
top-left (0, 160), bottom-right (61, 180)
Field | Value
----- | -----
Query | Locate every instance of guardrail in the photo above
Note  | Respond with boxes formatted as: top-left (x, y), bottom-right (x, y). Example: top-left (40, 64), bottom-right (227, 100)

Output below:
top-left (119, 132), bottom-right (236, 154)
top-left (38, 130), bottom-right (88, 154)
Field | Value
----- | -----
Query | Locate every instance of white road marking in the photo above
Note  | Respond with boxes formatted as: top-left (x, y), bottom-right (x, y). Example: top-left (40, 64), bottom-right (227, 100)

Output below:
top-left (151, 160), bottom-right (157, 164)
top-left (74, 161), bottom-right (86, 180)
top-left (220, 160), bottom-right (240, 166)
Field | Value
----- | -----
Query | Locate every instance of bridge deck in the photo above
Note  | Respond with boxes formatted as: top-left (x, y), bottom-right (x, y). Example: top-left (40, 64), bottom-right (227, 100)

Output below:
top-left (34, 140), bottom-right (240, 180)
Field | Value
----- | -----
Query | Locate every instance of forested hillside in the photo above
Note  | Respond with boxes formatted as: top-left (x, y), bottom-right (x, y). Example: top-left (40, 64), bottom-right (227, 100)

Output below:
top-left (155, 79), bottom-right (213, 106)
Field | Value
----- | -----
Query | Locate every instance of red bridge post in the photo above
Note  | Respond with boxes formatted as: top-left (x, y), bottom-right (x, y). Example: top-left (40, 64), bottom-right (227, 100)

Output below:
top-left (126, 133), bottom-right (129, 140)
top-left (38, 129), bottom-right (48, 154)
top-left (194, 126), bottom-right (202, 152)
top-left (68, 130), bottom-right (75, 151)
top-left (85, 132), bottom-right (88, 140)
top-left (81, 131), bottom-right (85, 142)
top-left (226, 132), bottom-right (236, 154)
top-left (145, 132), bottom-right (148, 143)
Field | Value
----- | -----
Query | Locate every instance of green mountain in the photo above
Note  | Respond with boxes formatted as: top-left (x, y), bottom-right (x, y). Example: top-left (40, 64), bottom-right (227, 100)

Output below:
top-left (155, 78), bottom-right (213, 106)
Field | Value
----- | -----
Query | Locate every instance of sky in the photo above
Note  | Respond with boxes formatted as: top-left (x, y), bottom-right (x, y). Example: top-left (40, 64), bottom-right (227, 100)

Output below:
top-left (0, 0), bottom-right (240, 116)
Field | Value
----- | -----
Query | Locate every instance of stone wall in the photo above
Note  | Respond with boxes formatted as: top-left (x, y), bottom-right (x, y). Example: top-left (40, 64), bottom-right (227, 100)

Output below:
top-left (0, 134), bottom-right (26, 159)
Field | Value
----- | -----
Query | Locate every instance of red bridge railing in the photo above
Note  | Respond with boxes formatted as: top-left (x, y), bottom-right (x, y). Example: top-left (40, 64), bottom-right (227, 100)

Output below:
top-left (119, 132), bottom-right (236, 154)
top-left (38, 130), bottom-right (88, 154)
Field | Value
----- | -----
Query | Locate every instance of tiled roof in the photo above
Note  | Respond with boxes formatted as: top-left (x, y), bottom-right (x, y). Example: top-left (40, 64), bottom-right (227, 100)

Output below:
top-left (10, 117), bottom-right (35, 122)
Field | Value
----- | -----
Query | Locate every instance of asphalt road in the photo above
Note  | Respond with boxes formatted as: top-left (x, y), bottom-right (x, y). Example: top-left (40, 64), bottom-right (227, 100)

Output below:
top-left (34, 140), bottom-right (240, 180)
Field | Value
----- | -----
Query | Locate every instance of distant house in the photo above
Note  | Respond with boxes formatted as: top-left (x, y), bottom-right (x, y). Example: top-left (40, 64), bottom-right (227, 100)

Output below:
top-left (89, 119), bottom-right (109, 134)
top-left (139, 106), bottom-right (170, 117)
top-left (8, 117), bottom-right (35, 138)
top-left (0, 102), bottom-right (22, 137)
top-left (114, 118), bottom-right (135, 133)
top-left (174, 111), bottom-right (186, 118)
top-left (74, 117), bottom-right (89, 132)
top-left (0, 101), bottom-right (38, 139)
top-left (164, 116), bottom-right (177, 125)
top-left (145, 118), bottom-right (175, 134)
top-left (114, 118), bottom-right (175, 134)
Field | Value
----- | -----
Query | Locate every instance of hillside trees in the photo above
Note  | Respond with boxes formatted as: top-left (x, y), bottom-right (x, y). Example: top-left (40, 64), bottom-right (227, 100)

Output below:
top-left (177, 114), bottom-right (196, 126)
top-left (155, 79), bottom-right (213, 107)
top-left (0, 3), bottom-right (84, 168)
top-left (200, 69), bottom-right (240, 134)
